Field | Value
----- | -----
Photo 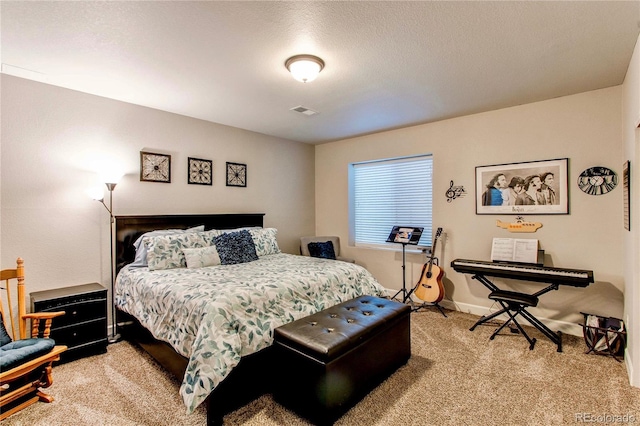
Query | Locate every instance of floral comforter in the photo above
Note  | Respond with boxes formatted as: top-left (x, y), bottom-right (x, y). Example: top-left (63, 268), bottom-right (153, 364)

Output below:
top-left (114, 253), bottom-right (386, 413)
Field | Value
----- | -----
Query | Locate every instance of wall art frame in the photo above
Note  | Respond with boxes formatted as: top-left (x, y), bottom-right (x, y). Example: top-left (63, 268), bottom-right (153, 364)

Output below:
top-left (226, 162), bottom-right (247, 187)
top-left (140, 151), bottom-right (171, 183)
top-left (623, 160), bottom-right (630, 231)
top-left (475, 158), bottom-right (569, 215)
top-left (188, 157), bottom-right (213, 186)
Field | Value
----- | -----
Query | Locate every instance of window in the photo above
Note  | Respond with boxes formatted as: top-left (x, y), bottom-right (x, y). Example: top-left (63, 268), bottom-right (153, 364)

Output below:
top-left (350, 154), bottom-right (433, 249)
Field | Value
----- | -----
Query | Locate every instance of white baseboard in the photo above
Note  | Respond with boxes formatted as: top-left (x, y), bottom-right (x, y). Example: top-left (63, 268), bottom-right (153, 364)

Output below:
top-left (384, 288), bottom-right (583, 337)
top-left (625, 349), bottom-right (635, 387)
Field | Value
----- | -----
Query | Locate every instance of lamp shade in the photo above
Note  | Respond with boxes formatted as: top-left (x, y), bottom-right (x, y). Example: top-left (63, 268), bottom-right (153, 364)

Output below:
top-left (87, 186), bottom-right (105, 201)
top-left (100, 171), bottom-right (124, 185)
top-left (285, 55), bottom-right (325, 83)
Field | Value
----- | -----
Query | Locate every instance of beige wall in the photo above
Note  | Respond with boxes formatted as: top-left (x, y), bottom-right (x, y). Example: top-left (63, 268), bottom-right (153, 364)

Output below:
top-left (316, 86), bottom-right (624, 337)
top-left (622, 34), bottom-right (640, 387)
top-left (0, 75), bottom-right (315, 298)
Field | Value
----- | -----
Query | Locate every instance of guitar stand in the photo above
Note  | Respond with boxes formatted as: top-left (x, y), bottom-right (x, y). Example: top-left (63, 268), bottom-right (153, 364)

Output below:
top-left (392, 246), bottom-right (448, 318)
top-left (408, 259), bottom-right (447, 318)
top-left (412, 301), bottom-right (447, 318)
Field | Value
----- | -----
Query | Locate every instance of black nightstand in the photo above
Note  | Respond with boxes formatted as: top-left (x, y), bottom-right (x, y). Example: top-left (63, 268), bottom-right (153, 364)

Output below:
top-left (30, 283), bottom-right (108, 362)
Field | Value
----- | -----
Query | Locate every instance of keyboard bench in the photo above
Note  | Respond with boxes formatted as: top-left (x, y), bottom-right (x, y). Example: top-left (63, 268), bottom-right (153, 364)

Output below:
top-left (488, 290), bottom-right (539, 350)
top-left (488, 290), bottom-right (538, 307)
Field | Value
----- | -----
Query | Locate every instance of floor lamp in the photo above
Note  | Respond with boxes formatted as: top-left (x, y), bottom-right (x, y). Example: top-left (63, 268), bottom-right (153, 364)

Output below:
top-left (93, 182), bottom-right (121, 344)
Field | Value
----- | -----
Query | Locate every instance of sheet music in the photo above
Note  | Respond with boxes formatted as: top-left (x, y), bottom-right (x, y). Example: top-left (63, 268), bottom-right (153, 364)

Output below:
top-left (491, 238), bottom-right (538, 264)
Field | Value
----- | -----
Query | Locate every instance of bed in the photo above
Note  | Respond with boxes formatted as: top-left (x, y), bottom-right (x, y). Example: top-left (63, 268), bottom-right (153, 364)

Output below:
top-left (113, 213), bottom-right (387, 425)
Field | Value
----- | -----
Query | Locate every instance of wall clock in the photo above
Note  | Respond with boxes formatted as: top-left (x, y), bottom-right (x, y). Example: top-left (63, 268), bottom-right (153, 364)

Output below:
top-left (226, 162), bottom-right (247, 187)
top-left (188, 157), bottom-right (212, 185)
top-left (577, 166), bottom-right (618, 195)
top-left (140, 151), bottom-right (171, 183)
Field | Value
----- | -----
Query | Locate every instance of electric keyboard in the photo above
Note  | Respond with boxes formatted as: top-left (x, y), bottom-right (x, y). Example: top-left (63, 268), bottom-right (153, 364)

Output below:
top-left (450, 258), bottom-right (594, 287)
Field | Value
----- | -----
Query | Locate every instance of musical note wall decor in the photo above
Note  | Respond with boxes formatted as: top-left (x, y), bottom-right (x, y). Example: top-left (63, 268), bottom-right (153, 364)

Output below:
top-left (445, 180), bottom-right (466, 202)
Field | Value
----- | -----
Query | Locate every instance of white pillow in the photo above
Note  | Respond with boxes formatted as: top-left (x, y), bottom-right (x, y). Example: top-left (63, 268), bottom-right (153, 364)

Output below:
top-left (183, 245), bottom-right (221, 268)
top-left (130, 225), bottom-right (205, 267)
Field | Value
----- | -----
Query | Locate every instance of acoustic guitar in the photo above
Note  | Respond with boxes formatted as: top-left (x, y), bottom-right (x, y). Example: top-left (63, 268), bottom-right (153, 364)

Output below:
top-left (413, 227), bottom-right (445, 303)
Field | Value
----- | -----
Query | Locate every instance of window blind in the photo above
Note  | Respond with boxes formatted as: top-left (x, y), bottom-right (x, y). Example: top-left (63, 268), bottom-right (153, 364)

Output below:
top-left (352, 155), bottom-right (433, 248)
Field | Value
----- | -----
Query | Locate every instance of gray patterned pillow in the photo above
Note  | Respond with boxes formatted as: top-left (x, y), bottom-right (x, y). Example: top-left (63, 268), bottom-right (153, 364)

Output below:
top-left (249, 228), bottom-right (281, 256)
top-left (146, 232), bottom-right (209, 270)
top-left (131, 225), bottom-right (205, 267)
top-left (199, 229), bottom-right (224, 245)
top-left (214, 230), bottom-right (259, 265)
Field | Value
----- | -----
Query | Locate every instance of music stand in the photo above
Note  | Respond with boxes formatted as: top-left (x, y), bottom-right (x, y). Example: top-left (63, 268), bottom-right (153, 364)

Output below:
top-left (387, 226), bottom-right (423, 303)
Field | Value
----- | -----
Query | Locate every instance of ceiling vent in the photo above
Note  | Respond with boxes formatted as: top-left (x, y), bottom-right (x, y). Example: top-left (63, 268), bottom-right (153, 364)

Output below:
top-left (290, 105), bottom-right (318, 116)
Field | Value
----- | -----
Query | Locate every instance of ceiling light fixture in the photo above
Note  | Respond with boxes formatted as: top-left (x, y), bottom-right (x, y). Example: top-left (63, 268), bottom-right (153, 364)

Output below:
top-left (285, 54), bottom-right (325, 83)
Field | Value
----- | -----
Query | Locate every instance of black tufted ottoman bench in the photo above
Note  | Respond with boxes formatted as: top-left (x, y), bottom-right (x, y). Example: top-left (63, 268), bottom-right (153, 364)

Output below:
top-left (273, 295), bottom-right (411, 425)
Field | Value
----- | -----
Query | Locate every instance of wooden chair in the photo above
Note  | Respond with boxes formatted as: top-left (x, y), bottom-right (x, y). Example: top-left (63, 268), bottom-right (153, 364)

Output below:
top-left (0, 258), bottom-right (67, 420)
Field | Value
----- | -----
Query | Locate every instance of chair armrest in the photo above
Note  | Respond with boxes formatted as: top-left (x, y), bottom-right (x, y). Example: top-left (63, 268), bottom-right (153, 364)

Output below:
top-left (23, 312), bottom-right (65, 320)
top-left (23, 312), bottom-right (65, 339)
top-left (0, 345), bottom-right (67, 383)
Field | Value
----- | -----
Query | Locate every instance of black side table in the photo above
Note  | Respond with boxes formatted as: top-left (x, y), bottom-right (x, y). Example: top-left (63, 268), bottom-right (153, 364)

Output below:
top-left (31, 283), bottom-right (108, 362)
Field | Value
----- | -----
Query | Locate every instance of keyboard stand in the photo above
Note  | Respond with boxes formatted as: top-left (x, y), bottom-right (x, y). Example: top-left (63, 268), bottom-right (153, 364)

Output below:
top-left (469, 273), bottom-right (563, 352)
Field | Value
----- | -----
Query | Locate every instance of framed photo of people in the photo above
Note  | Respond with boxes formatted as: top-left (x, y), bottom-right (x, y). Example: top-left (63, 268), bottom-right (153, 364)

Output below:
top-left (475, 158), bottom-right (569, 215)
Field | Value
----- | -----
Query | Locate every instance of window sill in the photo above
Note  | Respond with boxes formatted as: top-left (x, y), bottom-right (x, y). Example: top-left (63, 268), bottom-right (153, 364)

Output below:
top-left (354, 243), bottom-right (432, 255)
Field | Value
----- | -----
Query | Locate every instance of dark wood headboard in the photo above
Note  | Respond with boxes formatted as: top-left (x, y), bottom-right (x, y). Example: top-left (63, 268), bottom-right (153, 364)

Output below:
top-left (115, 213), bottom-right (265, 272)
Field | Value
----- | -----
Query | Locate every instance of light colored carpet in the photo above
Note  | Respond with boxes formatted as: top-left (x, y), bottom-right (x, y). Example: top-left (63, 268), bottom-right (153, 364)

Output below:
top-left (4, 309), bottom-right (639, 425)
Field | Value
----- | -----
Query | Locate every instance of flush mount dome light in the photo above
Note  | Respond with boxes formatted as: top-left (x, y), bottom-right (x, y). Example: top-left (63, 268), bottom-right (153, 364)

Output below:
top-left (285, 54), bottom-right (325, 83)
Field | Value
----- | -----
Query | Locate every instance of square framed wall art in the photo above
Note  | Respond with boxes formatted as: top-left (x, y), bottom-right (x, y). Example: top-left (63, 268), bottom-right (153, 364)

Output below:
top-left (140, 151), bottom-right (171, 183)
top-left (188, 157), bottom-right (212, 185)
top-left (226, 162), bottom-right (247, 187)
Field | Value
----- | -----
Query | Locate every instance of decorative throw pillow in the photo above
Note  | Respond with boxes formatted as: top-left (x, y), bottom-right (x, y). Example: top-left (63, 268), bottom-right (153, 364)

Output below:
top-left (249, 228), bottom-right (281, 257)
top-left (145, 232), bottom-right (208, 271)
top-left (307, 241), bottom-right (337, 260)
top-left (0, 313), bottom-right (12, 347)
top-left (214, 230), bottom-right (259, 265)
top-left (131, 225), bottom-right (205, 267)
top-left (183, 245), bottom-right (221, 269)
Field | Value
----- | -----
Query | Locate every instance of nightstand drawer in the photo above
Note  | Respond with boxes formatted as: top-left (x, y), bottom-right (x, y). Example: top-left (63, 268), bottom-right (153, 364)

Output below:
top-left (51, 318), bottom-right (108, 347)
top-left (49, 299), bottom-right (107, 329)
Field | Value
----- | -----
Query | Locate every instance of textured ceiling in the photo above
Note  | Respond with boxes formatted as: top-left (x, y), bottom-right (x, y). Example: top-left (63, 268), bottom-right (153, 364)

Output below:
top-left (1, 1), bottom-right (639, 144)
